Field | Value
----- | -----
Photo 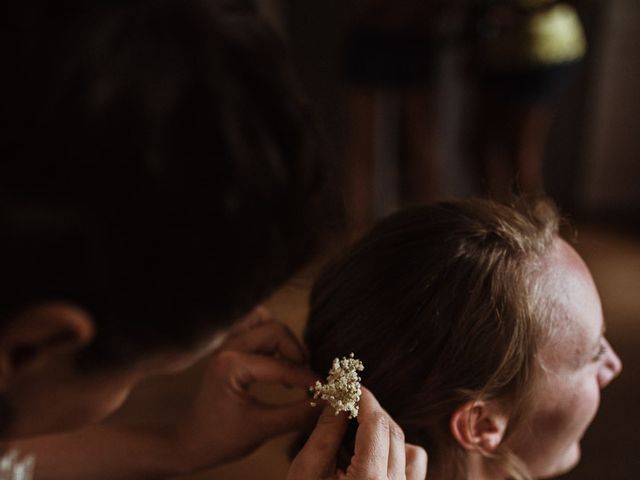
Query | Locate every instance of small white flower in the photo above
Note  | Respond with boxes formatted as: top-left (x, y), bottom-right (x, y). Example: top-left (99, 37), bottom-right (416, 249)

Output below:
top-left (310, 353), bottom-right (364, 419)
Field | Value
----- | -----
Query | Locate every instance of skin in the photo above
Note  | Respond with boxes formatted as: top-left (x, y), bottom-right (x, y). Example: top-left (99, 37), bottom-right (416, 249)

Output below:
top-left (0, 305), bottom-right (247, 439)
top-left (3, 338), bottom-right (229, 439)
top-left (504, 239), bottom-right (623, 479)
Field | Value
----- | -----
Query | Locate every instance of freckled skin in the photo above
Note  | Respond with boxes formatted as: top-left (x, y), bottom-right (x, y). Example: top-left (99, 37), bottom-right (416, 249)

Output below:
top-left (505, 240), bottom-right (622, 479)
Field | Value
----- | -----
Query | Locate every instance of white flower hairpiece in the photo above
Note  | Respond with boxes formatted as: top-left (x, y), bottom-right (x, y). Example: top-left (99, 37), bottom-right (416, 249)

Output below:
top-left (310, 353), bottom-right (364, 419)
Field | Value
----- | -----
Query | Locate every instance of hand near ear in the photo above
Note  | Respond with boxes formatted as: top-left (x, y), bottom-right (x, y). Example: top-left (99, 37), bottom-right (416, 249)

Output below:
top-left (287, 388), bottom-right (428, 480)
top-left (173, 314), bottom-right (322, 470)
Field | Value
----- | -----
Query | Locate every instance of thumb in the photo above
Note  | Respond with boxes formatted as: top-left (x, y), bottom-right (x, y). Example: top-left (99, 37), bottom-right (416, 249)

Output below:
top-left (288, 405), bottom-right (349, 479)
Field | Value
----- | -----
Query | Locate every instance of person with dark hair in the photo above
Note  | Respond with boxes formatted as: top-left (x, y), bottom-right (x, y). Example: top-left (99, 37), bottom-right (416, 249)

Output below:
top-left (302, 197), bottom-right (621, 479)
top-left (0, 0), bottom-right (427, 478)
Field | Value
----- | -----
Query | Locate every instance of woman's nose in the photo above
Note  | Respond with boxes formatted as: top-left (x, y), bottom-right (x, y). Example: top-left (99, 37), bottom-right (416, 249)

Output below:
top-left (599, 338), bottom-right (622, 389)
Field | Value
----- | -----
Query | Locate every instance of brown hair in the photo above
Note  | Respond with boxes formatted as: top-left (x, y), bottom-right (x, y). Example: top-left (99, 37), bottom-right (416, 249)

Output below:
top-left (304, 198), bottom-right (560, 479)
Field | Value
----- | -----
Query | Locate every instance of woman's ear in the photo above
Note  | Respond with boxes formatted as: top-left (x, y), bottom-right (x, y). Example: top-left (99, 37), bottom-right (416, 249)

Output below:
top-left (450, 400), bottom-right (508, 454)
top-left (0, 302), bottom-right (95, 384)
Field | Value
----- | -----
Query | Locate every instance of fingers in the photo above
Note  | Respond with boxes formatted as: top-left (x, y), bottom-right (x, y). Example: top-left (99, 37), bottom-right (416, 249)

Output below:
top-left (222, 351), bottom-right (318, 391)
top-left (405, 444), bottom-right (428, 480)
top-left (287, 405), bottom-right (349, 479)
top-left (386, 420), bottom-right (406, 479)
top-left (287, 386), bottom-right (428, 480)
top-left (351, 388), bottom-right (390, 475)
top-left (223, 314), bottom-right (307, 365)
top-left (352, 388), bottom-right (418, 480)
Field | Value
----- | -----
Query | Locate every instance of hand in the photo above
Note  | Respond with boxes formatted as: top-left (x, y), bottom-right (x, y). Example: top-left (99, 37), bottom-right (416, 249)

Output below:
top-left (175, 307), bottom-right (320, 472)
top-left (287, 388), bottom-right (428, 480)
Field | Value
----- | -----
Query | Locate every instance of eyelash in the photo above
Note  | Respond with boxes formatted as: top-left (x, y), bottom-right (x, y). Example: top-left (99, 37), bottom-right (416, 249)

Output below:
top-left (593, 342), bottom-right (607, 362)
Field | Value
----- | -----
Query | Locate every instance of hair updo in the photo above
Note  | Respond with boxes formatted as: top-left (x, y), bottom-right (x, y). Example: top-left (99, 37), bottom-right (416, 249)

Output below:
top-left (304, 198), bottom-right (560, 479)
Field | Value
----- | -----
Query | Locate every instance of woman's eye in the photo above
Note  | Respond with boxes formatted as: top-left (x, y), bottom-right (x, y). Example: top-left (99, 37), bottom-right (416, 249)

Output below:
top-left (593, 342), bottom-right (607, 362)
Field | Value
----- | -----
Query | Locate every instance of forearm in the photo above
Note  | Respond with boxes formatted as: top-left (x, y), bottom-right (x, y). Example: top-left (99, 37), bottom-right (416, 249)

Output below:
top-left (8, 424), bottom-right (189, 480)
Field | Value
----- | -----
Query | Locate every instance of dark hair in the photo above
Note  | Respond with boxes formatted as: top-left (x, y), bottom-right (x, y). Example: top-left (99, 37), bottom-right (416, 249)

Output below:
top-left (1, 0), bottom-right (326, 368)
top-left (302, 198), bottom-right (560, 479)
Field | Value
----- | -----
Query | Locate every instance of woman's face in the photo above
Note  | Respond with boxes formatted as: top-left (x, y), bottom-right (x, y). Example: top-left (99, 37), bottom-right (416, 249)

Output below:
top-left (505, 239), bottom-right (622, 478)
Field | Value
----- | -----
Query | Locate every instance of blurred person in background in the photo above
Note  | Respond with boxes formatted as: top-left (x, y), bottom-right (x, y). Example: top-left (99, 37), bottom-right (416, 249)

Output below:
top-left (341, 0), bottom-right (586, 235)
top-left (343, 0), bottom-right (458, 237)
top-left (466, 0), bottom-right (587, 197)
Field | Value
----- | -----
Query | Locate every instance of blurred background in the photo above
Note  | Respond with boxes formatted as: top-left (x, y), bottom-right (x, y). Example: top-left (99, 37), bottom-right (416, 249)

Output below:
top-left (111, 1), bottom-right (639, 478)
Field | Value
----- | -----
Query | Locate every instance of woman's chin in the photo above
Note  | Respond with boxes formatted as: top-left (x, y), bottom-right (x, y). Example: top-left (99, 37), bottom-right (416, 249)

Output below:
top-left (538, 443), bottom-right (581, 479)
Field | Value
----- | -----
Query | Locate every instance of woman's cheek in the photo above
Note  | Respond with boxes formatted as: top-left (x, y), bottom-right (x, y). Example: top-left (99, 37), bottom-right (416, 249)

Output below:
top-left (579, 374), bottom-right (601, 429)
top-left (510, 373), bottom-right (601, 477)
top-left (556, 372), bottom-right (601, 453)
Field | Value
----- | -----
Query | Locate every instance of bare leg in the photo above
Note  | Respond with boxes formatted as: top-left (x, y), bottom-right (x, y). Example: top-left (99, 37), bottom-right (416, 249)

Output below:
top-left (509, 104), bottom-right (555, 194)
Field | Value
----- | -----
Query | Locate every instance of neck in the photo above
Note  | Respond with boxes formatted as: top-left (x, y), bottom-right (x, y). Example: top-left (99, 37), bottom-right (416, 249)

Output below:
top-left (426, 452), bottom-right (507, 480)
top-left (467, 453), bottom-right (506, 480)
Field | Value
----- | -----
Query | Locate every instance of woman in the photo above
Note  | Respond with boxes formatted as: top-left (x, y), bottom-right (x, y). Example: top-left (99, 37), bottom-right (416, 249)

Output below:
top-left (303, 197), bottom-right (621, 479)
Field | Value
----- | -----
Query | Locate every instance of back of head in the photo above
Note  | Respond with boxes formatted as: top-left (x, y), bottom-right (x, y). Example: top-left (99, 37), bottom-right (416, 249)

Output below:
top-left (1, 0), bottom-right (325, 368)
top-left (305, 198), bottom-right (560, 478)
